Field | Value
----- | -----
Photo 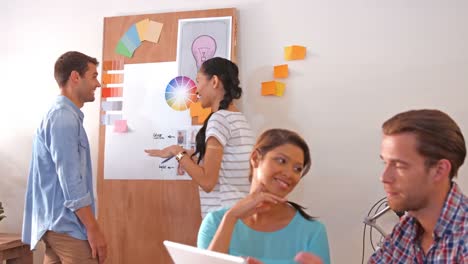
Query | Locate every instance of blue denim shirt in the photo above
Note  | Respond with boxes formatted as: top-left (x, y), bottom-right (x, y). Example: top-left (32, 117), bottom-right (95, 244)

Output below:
top-left (22, 95), bottom-right (95, 250)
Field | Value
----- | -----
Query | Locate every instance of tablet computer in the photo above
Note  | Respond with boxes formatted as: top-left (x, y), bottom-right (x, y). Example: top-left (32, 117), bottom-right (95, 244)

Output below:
top-left (164, 240), bottom-right (246, 264)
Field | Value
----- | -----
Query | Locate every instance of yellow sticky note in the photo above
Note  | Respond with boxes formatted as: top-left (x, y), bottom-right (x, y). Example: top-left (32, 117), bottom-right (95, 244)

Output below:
top-left (275, 82), bottom-right (286, 96)
top-left (274, 64), bottom-right (289, 78)
top-left (284, 45), bottom-right (306, 60)
top-left (261, 81), bottom-right (276, 95)
top-left (136, 19), bottom-right (150, 41)
top-left (145, 20), bottom-right (163, 43)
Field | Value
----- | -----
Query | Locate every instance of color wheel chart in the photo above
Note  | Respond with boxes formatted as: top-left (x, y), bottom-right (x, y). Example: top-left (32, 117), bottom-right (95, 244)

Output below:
top-left (165, 76), bottom-right (197, 111)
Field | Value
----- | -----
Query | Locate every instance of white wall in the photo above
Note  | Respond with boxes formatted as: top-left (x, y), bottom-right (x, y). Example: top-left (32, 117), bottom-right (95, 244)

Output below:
top-left (2, 0), bottom-right (468, 263)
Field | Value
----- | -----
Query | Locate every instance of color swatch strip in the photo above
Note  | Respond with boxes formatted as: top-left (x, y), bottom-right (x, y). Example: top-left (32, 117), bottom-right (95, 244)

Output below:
top-left (102, 73), bottom-right (124, 85)
top-left (101, 101), bottom-right (123, 111)
top-left (103, 60), bottom-right (124, 71)
top-left (115, 19), bottom-right (163, 58)
top-left (102, 87), bottom-right (123, 98)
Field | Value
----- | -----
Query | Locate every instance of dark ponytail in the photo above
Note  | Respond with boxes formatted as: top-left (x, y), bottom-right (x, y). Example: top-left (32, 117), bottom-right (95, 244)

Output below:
top-left (287, 201), bottom-right (316, 221)
top-left (191, 57), bottom-right (242, 164)
top-left (193, 112), bottom-right (214, 164)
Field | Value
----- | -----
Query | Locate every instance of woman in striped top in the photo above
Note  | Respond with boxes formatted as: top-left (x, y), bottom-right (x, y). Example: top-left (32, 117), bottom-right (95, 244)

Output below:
top-left (145, 57), bottom-right (254, 217)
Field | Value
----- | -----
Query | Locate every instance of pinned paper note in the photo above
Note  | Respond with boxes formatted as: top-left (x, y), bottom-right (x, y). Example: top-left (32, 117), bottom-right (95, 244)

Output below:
top-left (114, 120), bottom-right (128, 133)
top-left (261, 81), bottom-right (286, 96)
top-left (136, 19), bottom-right (150, 41)
top-left (145, 20), bottom-right (163, 43)
top-left (284, 45), bottom-right (306, 61)
top-left (189, 101), bottom-right (211, 125)
top-left (261, 81), bottom-right (276, 96)
top-left (274, 64), bottom-right (289, 78)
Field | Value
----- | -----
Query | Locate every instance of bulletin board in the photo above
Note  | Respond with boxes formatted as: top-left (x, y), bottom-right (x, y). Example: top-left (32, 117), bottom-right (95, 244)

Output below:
top-left (97, 8), bottom-right (237, 264)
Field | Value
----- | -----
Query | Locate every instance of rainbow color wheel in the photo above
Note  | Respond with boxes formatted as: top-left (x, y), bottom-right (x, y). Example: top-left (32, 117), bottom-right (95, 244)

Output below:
top-left (165, 76), bottom-right (198, 111)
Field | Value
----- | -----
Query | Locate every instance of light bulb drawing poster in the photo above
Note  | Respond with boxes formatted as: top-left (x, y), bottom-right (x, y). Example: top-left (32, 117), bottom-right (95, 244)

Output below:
top-left (103, 62), bottom-right (200, 180)
top-left (176, 16), bottom-right (232, 81)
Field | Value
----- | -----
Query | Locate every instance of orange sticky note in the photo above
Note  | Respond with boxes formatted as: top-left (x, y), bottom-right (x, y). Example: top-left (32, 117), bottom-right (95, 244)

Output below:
top-left (190, 101), bottom-right (212, 125)
top-left (274, 64), bottom-right (289, 78)
top-left (189, 101), bottom-right (203, 117)
top-left (261, 81), bottom-right (285, 96)
top-left (114, 120), bottom-right (128, 133)
top-left (197, 107), bottom-right (212, 123)
top-left (284, 45), bottom-right (306, 60)
top-left (261, 81), bottom-right (276, 96)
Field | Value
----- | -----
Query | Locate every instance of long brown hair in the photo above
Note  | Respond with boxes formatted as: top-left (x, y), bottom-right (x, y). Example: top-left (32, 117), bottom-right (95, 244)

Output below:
top-left (250, 129), bottom-right (315, 220)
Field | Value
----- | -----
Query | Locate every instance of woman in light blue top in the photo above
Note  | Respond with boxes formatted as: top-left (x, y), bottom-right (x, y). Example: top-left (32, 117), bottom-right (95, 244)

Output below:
top-left (198, 129), bottom-right (330, 264)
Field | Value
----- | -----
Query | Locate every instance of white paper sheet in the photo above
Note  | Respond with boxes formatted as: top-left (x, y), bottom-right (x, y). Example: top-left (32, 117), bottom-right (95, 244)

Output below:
top-left (104, 62), bottom-right (197, 180)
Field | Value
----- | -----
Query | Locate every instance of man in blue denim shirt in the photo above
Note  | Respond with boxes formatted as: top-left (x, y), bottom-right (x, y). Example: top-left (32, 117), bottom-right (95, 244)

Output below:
top-left (22, 51), bottom-right (107, 263)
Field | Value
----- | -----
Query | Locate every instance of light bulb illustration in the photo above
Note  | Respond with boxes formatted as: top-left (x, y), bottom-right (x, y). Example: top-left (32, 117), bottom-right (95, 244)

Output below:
top-left (191, 35), bottom-right (217, 69)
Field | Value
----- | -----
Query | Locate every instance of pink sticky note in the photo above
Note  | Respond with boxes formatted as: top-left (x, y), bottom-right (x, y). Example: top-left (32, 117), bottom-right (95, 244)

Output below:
top-left (114, 120), bottom-right (128, 133)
